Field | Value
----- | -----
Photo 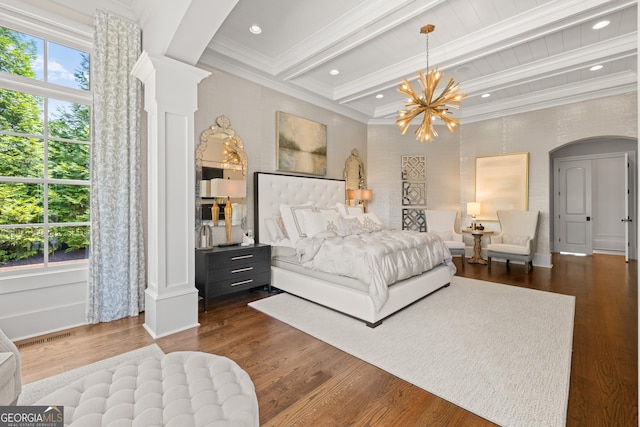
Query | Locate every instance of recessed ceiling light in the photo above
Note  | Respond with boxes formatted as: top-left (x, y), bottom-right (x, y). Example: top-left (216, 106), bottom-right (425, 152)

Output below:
top-left (376, 94), bottom-right (384, 99)
top-left (329, 69), bottom-right (340, 76)
top-left (481, 93), bottom-right (490, 98)
top-left (590, 64), bottom-right (603, 71)
top-left (249, 25), bottom-right (262, 34)
top-left (592, 20), bottom-right (610, 30)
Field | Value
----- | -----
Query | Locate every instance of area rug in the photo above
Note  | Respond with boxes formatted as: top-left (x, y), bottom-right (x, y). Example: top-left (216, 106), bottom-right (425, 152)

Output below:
top-left (18, 344), bottom-right (165, 405)
top-left (249, 276), bottom-right (575, 427)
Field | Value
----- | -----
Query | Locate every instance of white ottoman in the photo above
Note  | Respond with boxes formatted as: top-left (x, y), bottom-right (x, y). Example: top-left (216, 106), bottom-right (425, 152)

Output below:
top-left (35, 352), bottom-right (259, 427)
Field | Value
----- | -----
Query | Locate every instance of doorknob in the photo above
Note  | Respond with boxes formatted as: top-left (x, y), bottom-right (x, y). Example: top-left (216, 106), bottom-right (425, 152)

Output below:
top-left (586, 216), bottom-right (591, 221)
top-left (621, 217), bottom-right (633, 222)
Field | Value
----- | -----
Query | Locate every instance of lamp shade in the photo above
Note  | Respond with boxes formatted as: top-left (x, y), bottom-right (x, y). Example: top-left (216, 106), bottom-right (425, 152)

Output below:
top-left (210, 178), bottom-right (246, 198)
top-left (467, 202), bottom-right (481, 216)
top-left (351, 189), bottom-right (373, 201)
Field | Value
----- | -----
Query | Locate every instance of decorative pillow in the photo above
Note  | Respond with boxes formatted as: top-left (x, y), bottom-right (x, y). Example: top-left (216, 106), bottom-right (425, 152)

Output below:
top-left (279, 203), bottom-right (315, 244)
top-left (316, 205), bottom-right (341, 215)
top-left (264, 218), bottom-right (286, 243)
top-left (339, 216), bottom-right (367, 235)
top-left (359, 212), bottom-right (384, 232)
top-left (501, 234), bottom-right (530, 246)
top-left (433, 230), bottom-right (453, 241)
top-left (299, 210), bottom-right (341, 237)
top-left (344, 205), bottom-right (364, 216)
top-left (274, 216), bottom-right (288, 238)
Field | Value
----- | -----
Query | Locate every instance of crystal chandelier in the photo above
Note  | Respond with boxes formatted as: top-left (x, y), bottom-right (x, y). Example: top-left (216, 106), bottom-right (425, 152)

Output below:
top-left (396, 24), bottom-right (466, 142)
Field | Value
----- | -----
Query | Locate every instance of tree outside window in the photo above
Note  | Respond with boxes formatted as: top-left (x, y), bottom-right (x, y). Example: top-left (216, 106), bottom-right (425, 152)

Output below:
top-left (0, 26), bottom-right (91, 270)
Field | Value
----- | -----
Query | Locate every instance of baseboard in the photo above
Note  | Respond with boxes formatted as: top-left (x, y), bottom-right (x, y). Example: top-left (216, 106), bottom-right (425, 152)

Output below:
top-left (488, 253), bottom-right (553, 269)
top-left (533, 253), bottom-right (552, 268)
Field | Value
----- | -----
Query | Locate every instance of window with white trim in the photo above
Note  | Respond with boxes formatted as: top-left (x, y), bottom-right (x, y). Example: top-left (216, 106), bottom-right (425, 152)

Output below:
top-left (0, 23), bottom-right (92, 272)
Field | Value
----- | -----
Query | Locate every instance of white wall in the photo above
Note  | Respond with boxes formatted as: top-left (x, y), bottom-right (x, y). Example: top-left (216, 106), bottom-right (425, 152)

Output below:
top-left (367, 124), bottom-right (461, 229)
top-left (367, 92), bottom-right (637, 266)
top-left (461, 92), bottom-right (637, 265)
top-left (194, 66), bottom-right (368, 231)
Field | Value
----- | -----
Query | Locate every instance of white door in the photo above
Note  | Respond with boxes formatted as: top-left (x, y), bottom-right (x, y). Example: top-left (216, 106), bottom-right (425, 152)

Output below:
top-left (557, 159), bottom-right (592, 254)
top-left (624, 152), bottom-right (630, 261)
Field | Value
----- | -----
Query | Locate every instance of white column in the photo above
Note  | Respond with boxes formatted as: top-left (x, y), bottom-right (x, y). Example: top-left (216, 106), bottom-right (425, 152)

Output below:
top-left (132, 51), bottom-right (210, 338)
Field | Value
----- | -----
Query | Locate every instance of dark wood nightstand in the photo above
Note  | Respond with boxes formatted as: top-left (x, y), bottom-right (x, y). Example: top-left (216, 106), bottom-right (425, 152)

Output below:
top-left (195, 243), bottom-right (271, 311)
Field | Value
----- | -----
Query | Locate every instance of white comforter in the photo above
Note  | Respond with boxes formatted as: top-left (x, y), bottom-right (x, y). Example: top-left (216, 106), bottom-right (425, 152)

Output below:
top-left (296, 229), bottom-right (455, 311)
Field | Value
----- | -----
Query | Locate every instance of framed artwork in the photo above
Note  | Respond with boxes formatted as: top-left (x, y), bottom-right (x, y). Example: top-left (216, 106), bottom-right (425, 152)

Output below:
top-left (475, 152), bottom-right (529, 221)
top-left (276, 111), bottom-right (327, 175)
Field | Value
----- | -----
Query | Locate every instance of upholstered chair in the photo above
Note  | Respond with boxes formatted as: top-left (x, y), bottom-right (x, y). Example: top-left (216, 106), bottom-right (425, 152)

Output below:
top-left (425, 210), bottom-right (466, 265)
top-left (487, 210), bottom-right (540, 273)
top-left (0, 327), bottom-right (21, 405)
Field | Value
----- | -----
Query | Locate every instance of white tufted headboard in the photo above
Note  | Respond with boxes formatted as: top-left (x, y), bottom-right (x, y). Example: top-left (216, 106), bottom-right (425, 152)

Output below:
top-left (254, 172), bottom-right (346, 245)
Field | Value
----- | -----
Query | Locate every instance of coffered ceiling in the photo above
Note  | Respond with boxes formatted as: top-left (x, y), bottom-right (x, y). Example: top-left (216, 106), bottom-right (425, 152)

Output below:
top-left (46, 0), bottom-right (637, 125)
top-left (201, 0), bottom-right (637, 124)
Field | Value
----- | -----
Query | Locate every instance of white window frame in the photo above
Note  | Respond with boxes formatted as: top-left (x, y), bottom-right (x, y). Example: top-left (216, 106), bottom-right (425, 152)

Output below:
top-left (0, 7), bottom-right (93, 281)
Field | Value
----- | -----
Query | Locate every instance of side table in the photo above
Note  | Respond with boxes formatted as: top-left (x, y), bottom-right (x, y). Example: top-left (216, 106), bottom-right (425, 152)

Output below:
top-left (462, 230), bottom-right (493, 264)
top-left (195, 243), bottom-right (271, 311)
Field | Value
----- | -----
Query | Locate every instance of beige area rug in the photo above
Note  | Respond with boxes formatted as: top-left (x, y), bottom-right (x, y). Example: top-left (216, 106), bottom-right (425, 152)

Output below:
top-left (18, 344), bottom-right (165, 405)
top-left (249, 276), bottom-right (575, 427)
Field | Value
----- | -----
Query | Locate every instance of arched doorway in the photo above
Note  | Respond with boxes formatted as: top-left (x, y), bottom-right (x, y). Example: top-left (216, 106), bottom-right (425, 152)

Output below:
top-left (550, 137), bottom-right (637, 260)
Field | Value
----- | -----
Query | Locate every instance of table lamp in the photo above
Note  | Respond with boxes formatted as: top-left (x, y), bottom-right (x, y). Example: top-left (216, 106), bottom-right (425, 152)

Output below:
top-left (350, 189), bottom-right (373, 212)
top-left (467, 202), bottom-right (481, 230)
top-left (210, 178), bottom-right (246, 245)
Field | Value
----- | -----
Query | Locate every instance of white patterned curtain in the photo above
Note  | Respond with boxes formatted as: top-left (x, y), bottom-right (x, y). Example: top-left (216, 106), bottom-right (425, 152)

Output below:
top-left (87, 10), bottom-right (145, 323)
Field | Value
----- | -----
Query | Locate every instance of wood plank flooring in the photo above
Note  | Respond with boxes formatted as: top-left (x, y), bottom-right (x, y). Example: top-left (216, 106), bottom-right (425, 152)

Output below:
top-left (17, 253), bottom-right (637, 426)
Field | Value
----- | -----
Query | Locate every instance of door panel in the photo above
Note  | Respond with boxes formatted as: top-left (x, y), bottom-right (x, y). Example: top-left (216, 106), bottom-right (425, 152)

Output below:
top-left (558, 159), bottom-right (592, 254)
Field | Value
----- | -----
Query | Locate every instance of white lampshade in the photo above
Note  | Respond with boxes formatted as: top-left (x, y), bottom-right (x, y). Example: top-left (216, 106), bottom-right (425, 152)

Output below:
top-left (210, 178), bottom-right (246, 198)
top-left (467, 202), bottom-right (481, 217)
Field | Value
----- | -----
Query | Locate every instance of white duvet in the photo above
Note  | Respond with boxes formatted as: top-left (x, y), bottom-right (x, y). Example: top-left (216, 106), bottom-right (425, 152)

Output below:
top-left (296, 229), bottom-right (456, 311)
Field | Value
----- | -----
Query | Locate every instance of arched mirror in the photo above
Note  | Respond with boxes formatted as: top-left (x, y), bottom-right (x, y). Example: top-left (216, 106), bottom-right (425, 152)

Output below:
top-left (195, 116), bottom-right (247, 245)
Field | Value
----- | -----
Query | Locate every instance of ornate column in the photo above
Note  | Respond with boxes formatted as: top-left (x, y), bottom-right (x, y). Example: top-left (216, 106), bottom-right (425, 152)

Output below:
top-left (132, 52), bottom-right (210, 338)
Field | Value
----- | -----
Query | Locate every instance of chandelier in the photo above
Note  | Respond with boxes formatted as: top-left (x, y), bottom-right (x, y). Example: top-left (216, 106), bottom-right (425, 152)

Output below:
top-left (396, 24), bottom-right (466, 142)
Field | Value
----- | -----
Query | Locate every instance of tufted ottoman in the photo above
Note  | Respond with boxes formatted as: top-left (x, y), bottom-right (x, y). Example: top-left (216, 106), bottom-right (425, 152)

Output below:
top-left (34, 351), bottom-right (259, 426)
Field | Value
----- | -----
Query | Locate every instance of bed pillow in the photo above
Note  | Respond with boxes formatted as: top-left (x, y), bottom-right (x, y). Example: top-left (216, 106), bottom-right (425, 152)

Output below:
top-left (274, 216), bottom-right (288, 238)
top-left (299, 210), bottom-right (341, 237)
top-left (279, 203), bottom-right (315, 244)
top-left (316, 205), bottom-right (341, 215)
top-left (339, 216), bottom-right (367, 235)
top-left (264, 217), bottom-right (286, 243)
top-left (358, 212), bottom-right (384, 232)
top-left (344, 205), bottom-right (364, 216)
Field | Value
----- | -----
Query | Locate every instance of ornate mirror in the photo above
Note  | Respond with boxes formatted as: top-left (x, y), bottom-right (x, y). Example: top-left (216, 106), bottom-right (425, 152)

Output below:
top-left (195, 116), bottom-right (248, 242)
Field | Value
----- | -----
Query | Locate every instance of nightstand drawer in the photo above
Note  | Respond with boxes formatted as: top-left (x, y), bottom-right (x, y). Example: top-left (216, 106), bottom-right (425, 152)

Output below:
top-left (211, 262), bottom-right (270, 281)
top-left (212, 270), bottom-right (271, 294)
top-left (209, 246), bottom-right (270, 268)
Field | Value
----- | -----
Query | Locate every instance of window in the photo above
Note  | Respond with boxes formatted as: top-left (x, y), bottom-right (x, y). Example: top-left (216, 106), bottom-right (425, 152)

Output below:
top-left (0, 25), bottom-right (91, 272)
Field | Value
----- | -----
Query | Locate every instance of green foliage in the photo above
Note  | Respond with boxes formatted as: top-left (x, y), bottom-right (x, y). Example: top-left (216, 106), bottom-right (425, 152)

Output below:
top-left (0, 28), bottom-right (91, 266)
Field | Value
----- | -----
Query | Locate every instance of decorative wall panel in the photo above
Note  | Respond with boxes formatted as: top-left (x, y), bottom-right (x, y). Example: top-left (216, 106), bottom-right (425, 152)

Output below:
top-left (402, 181), bottom-right (426, 206)
top-left (402, 209), bottom-right (427, 232)
top-left (401, 155), bottom-right (427, 230)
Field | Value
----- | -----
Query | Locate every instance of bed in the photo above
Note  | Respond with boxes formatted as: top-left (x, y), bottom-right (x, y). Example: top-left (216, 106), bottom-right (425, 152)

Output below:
top-left (254, 172), bottom-right (455, 327)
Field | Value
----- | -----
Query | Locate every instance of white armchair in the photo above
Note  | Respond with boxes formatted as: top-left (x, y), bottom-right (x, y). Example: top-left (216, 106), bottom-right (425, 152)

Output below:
top-left (487, 210), bottom-right (539, 273)
top-left (425, 210), bottom-right (466, 264)
top-left (0, 327), bottom-right (21, 405)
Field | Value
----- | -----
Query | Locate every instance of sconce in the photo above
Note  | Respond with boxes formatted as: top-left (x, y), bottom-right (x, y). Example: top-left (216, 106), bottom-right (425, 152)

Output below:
top-left (211, 178), bottom-right (246, 245)
top-left (349, 189), bottom-right (373, 212)
top-left (467, 201), bottom-right (481, 230)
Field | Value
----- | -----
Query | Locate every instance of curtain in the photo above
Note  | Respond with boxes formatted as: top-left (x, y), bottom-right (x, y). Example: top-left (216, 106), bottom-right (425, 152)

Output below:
top-left (87, 10), bottom-right (145, 323)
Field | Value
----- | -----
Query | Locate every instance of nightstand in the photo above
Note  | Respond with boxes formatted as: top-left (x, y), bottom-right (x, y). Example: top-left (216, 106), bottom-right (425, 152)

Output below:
top-left (195, 243), bottom-right (271, 311)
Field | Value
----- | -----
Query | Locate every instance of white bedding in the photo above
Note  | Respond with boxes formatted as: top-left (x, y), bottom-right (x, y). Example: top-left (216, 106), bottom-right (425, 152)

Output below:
top-left (295, 229), bottom-right (455, 311)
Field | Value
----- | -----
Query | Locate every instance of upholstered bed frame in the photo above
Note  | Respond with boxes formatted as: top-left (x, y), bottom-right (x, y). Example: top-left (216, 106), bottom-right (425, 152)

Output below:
top-left (254, 172), bottom-right (452, 327)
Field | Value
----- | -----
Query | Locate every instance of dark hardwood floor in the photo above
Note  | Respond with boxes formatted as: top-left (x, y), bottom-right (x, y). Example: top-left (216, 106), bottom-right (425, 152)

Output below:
top-left (17, 253), bottom-right (637, 426)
